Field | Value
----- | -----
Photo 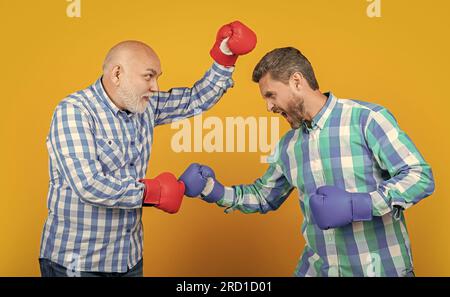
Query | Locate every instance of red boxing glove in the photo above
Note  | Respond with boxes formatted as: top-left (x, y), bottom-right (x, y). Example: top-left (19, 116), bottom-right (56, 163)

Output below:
top-left (210, 20), bottom-right (257, 67)
top-left (139, 172), bottom-right (185, 214)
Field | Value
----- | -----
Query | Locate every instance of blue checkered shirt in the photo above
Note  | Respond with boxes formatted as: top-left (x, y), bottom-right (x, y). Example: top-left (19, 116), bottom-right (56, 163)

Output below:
top-left (40, 63), bottom-right (234, 273)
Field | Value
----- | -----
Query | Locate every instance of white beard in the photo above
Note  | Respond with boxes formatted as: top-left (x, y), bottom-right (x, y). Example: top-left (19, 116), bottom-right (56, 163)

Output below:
top-left (117, 79), bottom-right (149, 114)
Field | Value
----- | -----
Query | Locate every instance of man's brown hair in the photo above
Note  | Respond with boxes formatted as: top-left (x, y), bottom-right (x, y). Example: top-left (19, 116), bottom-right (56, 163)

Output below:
top-left (252, 47), bottom-right (319, 90)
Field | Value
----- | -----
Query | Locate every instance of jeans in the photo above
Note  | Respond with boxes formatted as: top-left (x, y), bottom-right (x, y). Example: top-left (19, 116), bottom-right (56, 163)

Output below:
top-left (39, 258), bottom-right (143, 277)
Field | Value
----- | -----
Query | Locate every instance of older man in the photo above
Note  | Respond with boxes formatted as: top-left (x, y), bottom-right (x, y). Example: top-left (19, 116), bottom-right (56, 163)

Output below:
top-left (39, 21), bottom-right (257, 277)
top-left (180, 47), bottom-right (435, 277)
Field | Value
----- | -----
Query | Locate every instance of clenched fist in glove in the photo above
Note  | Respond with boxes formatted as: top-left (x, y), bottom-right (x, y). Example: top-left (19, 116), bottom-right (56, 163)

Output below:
top-left (139, 172), bottom-right (185, 214)
top-left (210, 20), bottom-right (257, 67)
top-left (179, 163), bottom-right (225, 203)
top-left (310, 185), bottom-right (373, 230)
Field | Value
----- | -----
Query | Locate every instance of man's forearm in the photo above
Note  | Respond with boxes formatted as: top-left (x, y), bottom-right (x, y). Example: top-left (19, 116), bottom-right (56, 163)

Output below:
top-left (153, 63), bottom-right (234, 125)
top-left (215, 183), bottom-right (294, 214)
top-left (369, 163), bottom-right (435, 216)
top-left (74, 173), bottom-right (144, 209)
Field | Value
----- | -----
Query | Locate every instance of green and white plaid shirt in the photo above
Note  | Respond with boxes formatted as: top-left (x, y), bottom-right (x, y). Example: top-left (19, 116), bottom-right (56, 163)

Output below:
top-left (215, 92), bottom-right (434, 276)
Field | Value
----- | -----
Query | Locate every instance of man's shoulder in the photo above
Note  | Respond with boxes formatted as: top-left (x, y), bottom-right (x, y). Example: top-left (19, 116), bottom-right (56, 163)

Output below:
top-left (336, 96), bottom-right (399, 128)
top-left (337, 97), bottom-right (387, 113)
top-left (54, 84), bottom-right (97, 116)
top-left (335, 97), bottom-right (396, 125)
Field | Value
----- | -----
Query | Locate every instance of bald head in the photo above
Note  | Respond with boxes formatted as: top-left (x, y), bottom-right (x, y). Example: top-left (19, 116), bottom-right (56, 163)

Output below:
top-left (102, 40), bottom-right (160, 74)
top-left (101, 40), bottom-right (162, 114)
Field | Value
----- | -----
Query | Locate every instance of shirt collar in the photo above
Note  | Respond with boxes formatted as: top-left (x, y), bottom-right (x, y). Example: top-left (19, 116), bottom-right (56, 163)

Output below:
top-left (91, 77), bottom-right (133, 118)
top-left (302, 92), bottom-right (337, 132)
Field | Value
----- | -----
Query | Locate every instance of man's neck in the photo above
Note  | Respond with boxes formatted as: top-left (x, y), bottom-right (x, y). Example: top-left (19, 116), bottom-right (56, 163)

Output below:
top-left (304, 90), bottom-right (328, 122)
top-left (101, 76), bottom-right (125, 110)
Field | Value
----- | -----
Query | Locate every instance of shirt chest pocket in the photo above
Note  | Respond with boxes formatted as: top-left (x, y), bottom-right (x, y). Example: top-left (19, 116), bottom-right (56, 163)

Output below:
top-left (95, 137), bottom-right (128, 173)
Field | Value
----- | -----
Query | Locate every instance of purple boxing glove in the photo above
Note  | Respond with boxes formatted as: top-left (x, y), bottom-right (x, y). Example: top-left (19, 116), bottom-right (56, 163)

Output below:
top-left (179, 163), bottom-right (224, 203)
top-left (310, 185), bottom-right (373, 230)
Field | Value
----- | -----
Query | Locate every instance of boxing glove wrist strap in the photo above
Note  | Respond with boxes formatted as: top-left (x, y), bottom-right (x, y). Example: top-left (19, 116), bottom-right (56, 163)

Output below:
top-left (351, 193), bottom-right (373, 222)
top-left (201, 178), bottom-right (224, 203)
top-left (139, 179), bottom-right (161, 205)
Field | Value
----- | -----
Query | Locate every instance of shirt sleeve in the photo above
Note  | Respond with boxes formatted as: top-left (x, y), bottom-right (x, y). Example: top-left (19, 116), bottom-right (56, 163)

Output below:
top-left (215, 161), bottom-right (295, 214)
top-left (47, 101), bottom-right (145, 209)
top-left (151, 62), bottom-right (234, 126)
top-left (365, 107), bottom-right (435, 216)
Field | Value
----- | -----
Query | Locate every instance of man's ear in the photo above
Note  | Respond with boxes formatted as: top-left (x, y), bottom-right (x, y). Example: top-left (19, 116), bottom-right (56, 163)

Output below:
top-left (111, 65), bottom-right (122, 86)
top-left (290, 72), bottom-right (304, 91)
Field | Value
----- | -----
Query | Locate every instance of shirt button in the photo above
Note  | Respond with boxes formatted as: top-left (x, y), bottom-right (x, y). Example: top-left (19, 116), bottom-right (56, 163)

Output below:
top-left (126, 119), bottom-right (130, 123)
top-left (130, 163), bottom-right (134, 167)
top-left (126, 229), bottom-right (131, 233)
top-left (130, 141), bottom-right (135, 146)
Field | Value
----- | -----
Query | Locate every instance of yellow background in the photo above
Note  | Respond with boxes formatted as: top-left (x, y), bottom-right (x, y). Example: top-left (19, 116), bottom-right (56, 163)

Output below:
top-left (0, 0), bottom-right (449, 276)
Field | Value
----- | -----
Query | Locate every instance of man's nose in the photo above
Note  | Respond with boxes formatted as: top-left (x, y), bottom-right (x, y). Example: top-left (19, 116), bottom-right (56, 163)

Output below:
top-left (149, 80), bottom-right (159, 92)
top-left (266, 101), bottom-right (275, 112)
